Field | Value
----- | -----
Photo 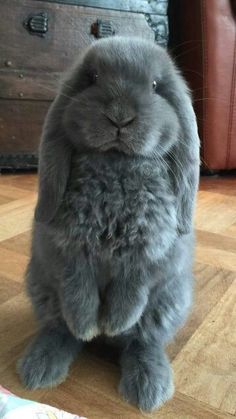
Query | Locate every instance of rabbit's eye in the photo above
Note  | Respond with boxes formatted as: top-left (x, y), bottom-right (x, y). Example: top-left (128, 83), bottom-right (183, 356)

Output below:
top-left (92, 73), bottom-right (98, 83)
top-left (152, 80), bottom-right (158, 91)
top-left (88, 71), bottom-right (98, 85)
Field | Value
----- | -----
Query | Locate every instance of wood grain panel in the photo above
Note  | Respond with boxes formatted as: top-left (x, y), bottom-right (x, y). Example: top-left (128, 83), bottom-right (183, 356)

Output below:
top-left (0, 195), bottom-right (36, 241)
top-left (0, 100), bottom-right (49, 152)
top-left (195, 246), bottom-right (236, 272)
top-left (0, 247), bottom-right (28, 282)
top-left (0, 174), bottom-right (38, 191)
top-left (0, 70), bottom-right (59, 100)
top-left (1, 231), bottom-right (31, 256)
top-left (168, 263), bottom-right (235, 361)
top-left (195, 191), bottom-right (236, 233)
top-left (174, 281), bottom-right (236, 414)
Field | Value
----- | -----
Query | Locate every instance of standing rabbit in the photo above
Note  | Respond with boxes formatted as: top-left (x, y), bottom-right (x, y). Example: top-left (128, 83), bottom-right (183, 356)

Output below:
top-left (18, 37), bottom-right (200, 411)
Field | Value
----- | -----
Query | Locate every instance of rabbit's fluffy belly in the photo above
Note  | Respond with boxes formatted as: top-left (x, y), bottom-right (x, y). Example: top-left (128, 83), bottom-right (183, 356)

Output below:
top-left (53, 153), bottom-right (178, 261)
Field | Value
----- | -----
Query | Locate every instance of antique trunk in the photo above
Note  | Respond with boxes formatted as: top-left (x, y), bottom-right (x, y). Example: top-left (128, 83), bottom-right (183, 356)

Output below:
top-left (0, 0), bottom-right (169, 169)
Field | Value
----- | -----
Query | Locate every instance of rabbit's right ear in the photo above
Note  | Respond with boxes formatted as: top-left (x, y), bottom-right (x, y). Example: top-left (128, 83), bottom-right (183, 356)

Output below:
top-left (161, 62), bottom-right (200, 235)
top-left (35, 98), bottom-right (72, 224)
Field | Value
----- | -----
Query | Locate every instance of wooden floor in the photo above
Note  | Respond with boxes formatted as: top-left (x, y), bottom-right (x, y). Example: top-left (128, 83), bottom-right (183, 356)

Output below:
top-left (0, 173), bottom-right (235, 418)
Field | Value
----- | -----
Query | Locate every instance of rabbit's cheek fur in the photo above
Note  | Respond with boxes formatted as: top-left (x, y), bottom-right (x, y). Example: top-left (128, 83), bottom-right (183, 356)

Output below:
top-left (51, 153), bottom-right (178, 263)
top-left (63, 79), bottom-right (180, 157)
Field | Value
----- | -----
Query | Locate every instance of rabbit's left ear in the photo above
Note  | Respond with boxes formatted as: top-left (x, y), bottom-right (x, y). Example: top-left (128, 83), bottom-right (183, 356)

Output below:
top-left (165, 68), bottom-right (200, 234)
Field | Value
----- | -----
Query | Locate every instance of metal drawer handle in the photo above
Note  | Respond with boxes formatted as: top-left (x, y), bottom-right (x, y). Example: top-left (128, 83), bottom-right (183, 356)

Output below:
top-left (23, 12), bottom-right (48, 37)
top-left (91, 19), bottom-right (115, 38)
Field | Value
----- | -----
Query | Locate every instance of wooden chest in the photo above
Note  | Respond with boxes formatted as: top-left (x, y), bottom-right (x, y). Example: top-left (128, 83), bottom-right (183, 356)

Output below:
top-left (0, 0), bottom-right (169, 169)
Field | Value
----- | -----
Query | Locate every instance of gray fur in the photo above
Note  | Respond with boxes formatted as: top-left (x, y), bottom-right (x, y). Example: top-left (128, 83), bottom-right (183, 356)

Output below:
top-left (18, 37), bottom-right (200, 411)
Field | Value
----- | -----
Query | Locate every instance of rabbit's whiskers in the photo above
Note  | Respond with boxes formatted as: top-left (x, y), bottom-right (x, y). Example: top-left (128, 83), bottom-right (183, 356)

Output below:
top-left (145, 148), bottom-right (182, 188)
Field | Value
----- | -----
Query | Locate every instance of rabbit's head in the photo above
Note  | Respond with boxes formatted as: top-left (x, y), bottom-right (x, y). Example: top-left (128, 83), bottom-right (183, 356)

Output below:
top-left (63, 37), bottom-right (181, 157)
top-left (35, 37), bottom-right (200, 229)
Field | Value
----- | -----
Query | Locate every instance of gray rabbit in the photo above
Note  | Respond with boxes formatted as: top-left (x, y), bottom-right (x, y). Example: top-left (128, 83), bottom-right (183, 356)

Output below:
top-left (18, 37), bottom-right (200, 411)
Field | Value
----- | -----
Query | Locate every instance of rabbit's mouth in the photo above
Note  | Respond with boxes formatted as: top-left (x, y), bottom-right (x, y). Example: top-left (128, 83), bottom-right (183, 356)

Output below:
top-left (98, 138), bottom-right (133, 154)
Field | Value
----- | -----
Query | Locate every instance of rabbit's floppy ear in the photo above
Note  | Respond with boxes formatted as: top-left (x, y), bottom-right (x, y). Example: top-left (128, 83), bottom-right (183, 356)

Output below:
top-left (35, 49), bottom-right (90, 224)
top-left (165, 67), bottom-right (200, 234)
top-left (35, 97), bottom-right (72, 224)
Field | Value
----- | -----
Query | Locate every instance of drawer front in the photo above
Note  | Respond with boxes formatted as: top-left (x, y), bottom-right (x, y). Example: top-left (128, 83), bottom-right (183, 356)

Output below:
top-left (0, 100), bottom-right (49, 152)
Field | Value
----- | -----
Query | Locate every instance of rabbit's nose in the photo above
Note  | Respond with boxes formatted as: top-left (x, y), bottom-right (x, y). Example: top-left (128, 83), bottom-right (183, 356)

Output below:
top-left (105, 114), bottom-right (136, 128)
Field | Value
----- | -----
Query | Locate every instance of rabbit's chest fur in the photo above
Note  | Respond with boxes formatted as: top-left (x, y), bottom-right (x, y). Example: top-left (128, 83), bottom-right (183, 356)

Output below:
top-left (54, 153), bottom-right (178, 260)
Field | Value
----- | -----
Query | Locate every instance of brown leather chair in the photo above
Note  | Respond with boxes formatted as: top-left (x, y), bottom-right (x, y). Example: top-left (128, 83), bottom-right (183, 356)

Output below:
top-left (169, 0), bottom-right (236, 170)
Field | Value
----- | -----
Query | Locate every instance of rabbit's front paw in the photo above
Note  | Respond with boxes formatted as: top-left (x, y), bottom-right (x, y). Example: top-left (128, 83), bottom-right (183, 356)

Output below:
top-left (101, 287), bottom-right (148, 336)
top-left (61, 282), bottom-right (100, 341)
top-left (76, 323), bottom-right (100, 342)
top-left (101, 306), bottom-right (141, 336)
top-left (65, 310), bottom-right (100, 342)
